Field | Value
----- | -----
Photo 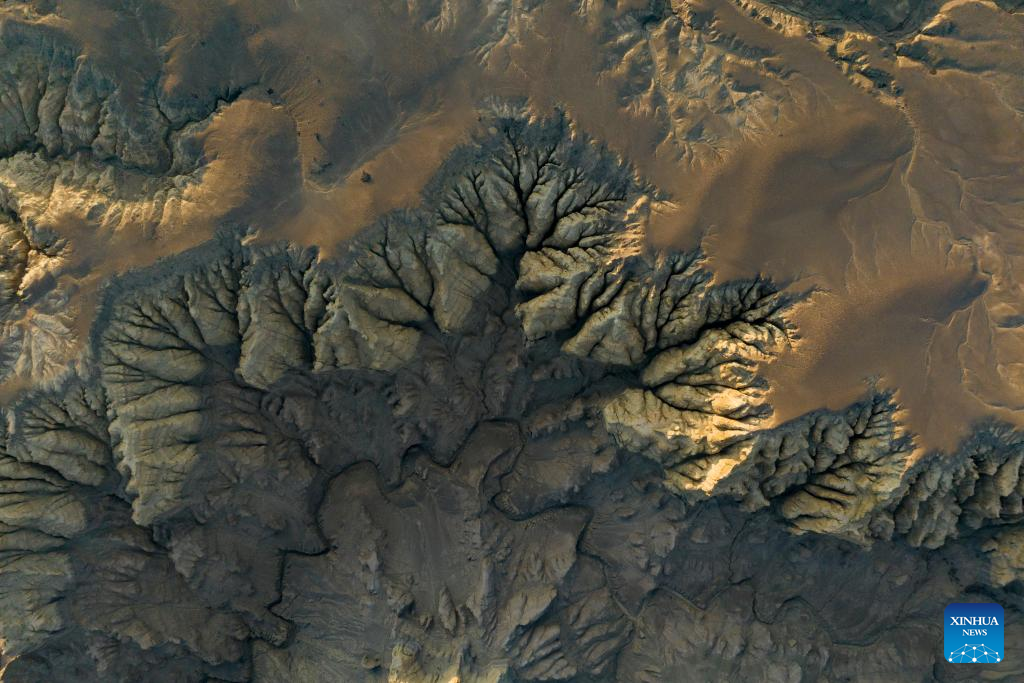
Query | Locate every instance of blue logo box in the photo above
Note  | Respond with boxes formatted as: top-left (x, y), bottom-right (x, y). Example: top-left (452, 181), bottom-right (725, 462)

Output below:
top-left (945, 603), bottom-right (1004, 664)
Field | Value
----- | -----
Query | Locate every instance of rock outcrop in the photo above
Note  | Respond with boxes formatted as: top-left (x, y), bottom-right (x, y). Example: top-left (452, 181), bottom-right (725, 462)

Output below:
top-left (0, 106), bottom-right (1021, 681)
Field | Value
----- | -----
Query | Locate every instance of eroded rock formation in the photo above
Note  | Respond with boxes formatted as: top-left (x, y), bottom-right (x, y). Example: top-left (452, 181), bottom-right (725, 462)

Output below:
top-left (0, 105), bottom-right (1021, 681)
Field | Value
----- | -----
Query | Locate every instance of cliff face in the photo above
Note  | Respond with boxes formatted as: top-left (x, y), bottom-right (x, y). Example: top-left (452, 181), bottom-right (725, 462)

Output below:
top-left (0, 106), bottom-right (1020, 682)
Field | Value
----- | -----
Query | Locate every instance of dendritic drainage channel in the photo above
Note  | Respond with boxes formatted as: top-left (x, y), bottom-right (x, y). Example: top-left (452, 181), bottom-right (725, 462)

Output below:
top-left (0, 105), bottom-right (1022, 682)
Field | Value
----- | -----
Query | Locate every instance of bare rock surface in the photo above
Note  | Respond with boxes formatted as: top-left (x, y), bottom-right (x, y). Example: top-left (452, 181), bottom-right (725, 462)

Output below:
top-left (0, 106), bottom-right (1021, 681)
top-left (0, 1), bottom-right (1023, 680)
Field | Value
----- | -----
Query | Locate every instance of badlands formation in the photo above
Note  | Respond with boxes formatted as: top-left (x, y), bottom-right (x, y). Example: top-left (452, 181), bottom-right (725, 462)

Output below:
top-left (0, 0), bottom-right (1022, 681)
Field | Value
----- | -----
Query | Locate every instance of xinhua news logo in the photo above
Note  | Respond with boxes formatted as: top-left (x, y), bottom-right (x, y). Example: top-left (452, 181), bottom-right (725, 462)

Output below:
top-left (945, 603), bottom-right (1004, 664)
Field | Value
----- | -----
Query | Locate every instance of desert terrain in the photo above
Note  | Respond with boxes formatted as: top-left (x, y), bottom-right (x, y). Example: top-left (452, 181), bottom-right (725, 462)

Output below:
top-left (0, 1), bottom-right (1022, 681)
